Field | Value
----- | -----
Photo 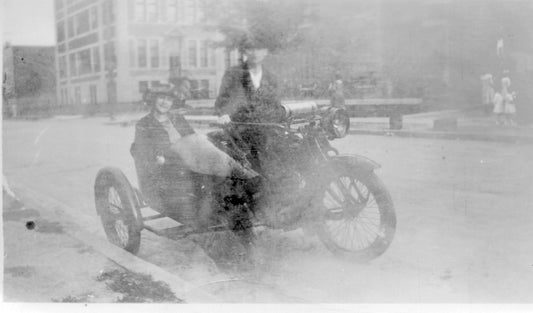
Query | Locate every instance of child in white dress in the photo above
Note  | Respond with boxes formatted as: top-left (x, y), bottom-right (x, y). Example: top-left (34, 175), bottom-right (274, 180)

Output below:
top-left (493, 91), bottom-right (504, 125)
top-left (504, 91), bottom-right (517, 126)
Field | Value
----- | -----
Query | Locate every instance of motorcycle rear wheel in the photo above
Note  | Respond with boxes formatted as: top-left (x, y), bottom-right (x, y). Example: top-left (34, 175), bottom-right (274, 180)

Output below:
top-left (317, 162), bottom-right (396, 262)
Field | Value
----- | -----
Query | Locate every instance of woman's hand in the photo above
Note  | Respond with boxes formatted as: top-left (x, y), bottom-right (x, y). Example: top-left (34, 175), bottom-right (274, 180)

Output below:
top-left (156, 155), bottom-right (165, 165)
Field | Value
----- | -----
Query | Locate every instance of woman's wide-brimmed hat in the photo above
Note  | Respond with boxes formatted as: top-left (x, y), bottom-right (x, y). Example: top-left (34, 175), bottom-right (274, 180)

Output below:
top-left (143, 84), bottom-right (176, 105)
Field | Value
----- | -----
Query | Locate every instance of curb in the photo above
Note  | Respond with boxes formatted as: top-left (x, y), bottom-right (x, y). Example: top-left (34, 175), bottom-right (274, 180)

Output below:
top-left (9, 181), bottom-right (220, 303)
top-left (348, 129), bottom-right (533, 144)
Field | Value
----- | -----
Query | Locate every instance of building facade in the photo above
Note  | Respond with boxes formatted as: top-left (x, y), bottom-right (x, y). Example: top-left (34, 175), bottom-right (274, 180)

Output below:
top-left (3, 44), bottom-right (56, 117)
top-left (54, 0), bottom-right (229, 113)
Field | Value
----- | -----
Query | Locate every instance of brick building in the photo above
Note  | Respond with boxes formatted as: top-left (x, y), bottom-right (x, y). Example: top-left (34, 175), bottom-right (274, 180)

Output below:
top-left (2, 43), bottom-right (56, 117)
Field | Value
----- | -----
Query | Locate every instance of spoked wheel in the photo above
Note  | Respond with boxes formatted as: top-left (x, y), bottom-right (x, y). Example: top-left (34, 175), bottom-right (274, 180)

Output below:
top-left (317, 161), bottom-right (396, 262)
top-left (94, 167), bottom-right (141, 254)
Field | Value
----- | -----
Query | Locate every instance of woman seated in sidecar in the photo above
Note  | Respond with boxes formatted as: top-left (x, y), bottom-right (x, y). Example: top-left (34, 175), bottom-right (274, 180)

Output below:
top-left (130, 85), bottom-right (258, 230)
top-left (130, 86), bottom-right (200, 226)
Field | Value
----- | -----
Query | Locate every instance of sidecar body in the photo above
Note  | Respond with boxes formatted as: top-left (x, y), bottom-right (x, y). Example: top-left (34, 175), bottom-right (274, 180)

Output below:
top-left (94, 140), bottom-right (231, 254)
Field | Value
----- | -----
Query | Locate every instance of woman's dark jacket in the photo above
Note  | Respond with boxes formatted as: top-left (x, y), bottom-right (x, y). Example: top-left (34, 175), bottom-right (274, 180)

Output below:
top-left (130, 111), bottom-right (195, 211)
top-left (214, 63), bottom-right (285, 123)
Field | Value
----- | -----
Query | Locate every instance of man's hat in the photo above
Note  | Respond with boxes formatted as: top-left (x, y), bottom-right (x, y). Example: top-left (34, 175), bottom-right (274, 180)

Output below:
top-left (237, 31), bottom-right (270, 51)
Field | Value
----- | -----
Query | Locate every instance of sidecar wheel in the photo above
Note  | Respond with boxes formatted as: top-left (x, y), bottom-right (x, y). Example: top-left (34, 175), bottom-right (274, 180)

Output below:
top-left (317, 164), bottom-right (396, 262)
top-left (95, 168), bottom-right (141, 254)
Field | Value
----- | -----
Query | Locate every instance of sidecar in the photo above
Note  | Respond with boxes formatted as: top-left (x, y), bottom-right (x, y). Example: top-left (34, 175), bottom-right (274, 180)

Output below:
top-left (94, 142), bottom-right (232, 254)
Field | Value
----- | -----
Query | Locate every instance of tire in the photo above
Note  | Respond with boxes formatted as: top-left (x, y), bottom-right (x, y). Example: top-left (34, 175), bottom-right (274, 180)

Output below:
top-left (94, 167), bottom-right (142, 254)
top-left (317, 160), bottom-right (396, 262)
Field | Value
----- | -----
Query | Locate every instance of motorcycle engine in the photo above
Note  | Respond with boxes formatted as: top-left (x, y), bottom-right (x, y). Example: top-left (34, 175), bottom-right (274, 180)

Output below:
top-left (258, 129), bottom-right (311, 227)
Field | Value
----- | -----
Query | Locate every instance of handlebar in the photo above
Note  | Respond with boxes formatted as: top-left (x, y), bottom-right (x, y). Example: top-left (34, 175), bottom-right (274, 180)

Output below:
top-left (211, 121), bottom-right (287, 130)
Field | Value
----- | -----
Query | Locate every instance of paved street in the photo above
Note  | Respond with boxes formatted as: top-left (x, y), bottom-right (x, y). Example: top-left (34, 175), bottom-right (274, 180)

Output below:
top-left (3, 117), bottom-right (533, 302)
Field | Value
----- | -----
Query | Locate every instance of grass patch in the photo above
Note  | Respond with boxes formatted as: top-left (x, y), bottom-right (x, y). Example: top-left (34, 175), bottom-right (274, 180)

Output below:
top-left (97, 269), bottom-right (182, 303)
top-left (53, 294), bottom-right (92, 303)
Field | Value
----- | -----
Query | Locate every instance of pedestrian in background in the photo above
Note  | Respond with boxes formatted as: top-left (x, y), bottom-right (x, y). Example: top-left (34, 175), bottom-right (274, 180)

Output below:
top-left (492, 91), bottom-right (504, 125)
top-left (329, 72), bottom-right (345, 107)
top-left (500, 70), bottom-right (516, 126)
top-left (501, 70), bottom-right (512, 102)
top-left (480, 73), bottom-right (494, 113)
top-left (504, 91), bottom-right (517, 126)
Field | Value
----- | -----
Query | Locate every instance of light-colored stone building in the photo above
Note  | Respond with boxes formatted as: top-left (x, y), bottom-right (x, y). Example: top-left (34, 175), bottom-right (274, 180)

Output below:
top-left (54, 0), bottom-right (231, 113)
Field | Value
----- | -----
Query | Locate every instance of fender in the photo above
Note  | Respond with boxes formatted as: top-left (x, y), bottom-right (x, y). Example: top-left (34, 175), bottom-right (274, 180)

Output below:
top-left (329, 154), bottom-right (381, 173)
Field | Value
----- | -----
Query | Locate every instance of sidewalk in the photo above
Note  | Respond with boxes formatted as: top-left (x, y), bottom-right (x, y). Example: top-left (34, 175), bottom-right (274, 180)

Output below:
top-left (347, 110), bottom-right (533, 144)
top-left (3, 184), bottom-right (122, 302)
top-left (2, 180), bottom-right (212, 303)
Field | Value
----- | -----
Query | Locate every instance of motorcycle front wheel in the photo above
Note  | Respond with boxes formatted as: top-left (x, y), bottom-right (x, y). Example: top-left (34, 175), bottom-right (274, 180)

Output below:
top-left (317, 161), bottom-right (396, 262)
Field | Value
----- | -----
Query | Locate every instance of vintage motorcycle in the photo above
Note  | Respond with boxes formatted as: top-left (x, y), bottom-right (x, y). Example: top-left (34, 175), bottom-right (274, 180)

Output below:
top-left (94, 102), bottom-right (396, 262)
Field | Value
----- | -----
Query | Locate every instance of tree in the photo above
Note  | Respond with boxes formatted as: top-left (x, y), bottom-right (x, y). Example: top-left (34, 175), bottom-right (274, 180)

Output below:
top-left (201, 0), bottom-right (311, 52)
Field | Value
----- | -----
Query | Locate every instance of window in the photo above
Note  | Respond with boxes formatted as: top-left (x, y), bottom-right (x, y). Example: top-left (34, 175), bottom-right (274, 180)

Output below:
top-left (150, 39), bottom-right (159, 68)
top-left (190, 79), bottom-right (198, 92)
top-left (196, 0), bottom-right (204, 22)
top-left (134, 0), bottom-right (145, 22)
top-left (103, 0), bottom-right (115, 25)
top-left (89, 85), bottom-right (97, 105)
top-left (104, 42), bottom-right (116, 69)
top-left (139, 81), bottom-right (149, 93)
top-left (55, 0), bottom-right (64, 10)
top-left (61, 88), bottom-right (67, 106)
top-left (167, 0), bottom-right (177, 22)
top-left (75, 86), bottom-right (81, 105)
top-left (147, 0), bottom-right (158, 22)
top-left (209, 45), bottom-right (216, 67)
top-left (90, 6), bottom-right (98, 29)
top-left (78, 49), bottom-right (92, 75)
top-left (177, 0), bottom-right (185, 22)
top-left (59, 56), bottom-right (67, 78)
top-left (67, 17), bottom-right (75, 38)
top-left (200, 40), bottom-right (208, 68)
top-left (169, 55), bottom-right (181, 76)
top-left (161, 49), bottom-right (168, 68)
top-left (188, 40), bottom-right (197, 67)
top-left (92, 47), bottom-right (101, 72)
top-left (57, 21), bottom-right (65, 42)
top-left (76, 10), bottom-right (90, 35)
top-left (200, 79), bottom-right (209, 98)
top-left (129, 39), bottom-right (136, 66)
top-left (69, 53), bottom-right (77, 76)
top-left (184, 0), bottom-right (195, 24)
top-left (137, 39), bottom-right (147, 68)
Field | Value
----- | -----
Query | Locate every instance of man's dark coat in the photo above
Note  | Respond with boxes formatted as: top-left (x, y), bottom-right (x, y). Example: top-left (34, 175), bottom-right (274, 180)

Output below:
top-left (214, 63), bottom-right (285, 123)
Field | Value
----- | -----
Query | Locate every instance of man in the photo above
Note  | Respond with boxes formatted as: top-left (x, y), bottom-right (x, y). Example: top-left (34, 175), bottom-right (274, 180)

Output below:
top-left (215, 35), bottom-right (285, 166)
top-left (214, 35), bottom-right (285, 256)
